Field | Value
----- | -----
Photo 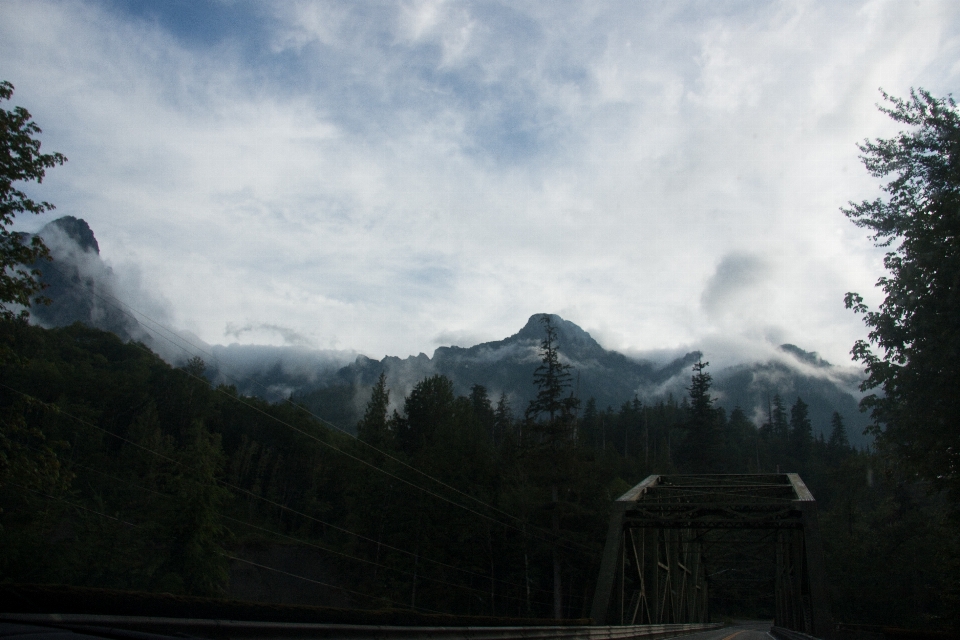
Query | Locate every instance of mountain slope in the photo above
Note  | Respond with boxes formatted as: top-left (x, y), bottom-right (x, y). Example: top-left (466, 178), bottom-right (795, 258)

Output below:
top-left (310, 315), bottom-right (869, 446)
top-left (28, 216), bottom-right (872, 446)
top-left (28, 216), bottom-right (145, 341)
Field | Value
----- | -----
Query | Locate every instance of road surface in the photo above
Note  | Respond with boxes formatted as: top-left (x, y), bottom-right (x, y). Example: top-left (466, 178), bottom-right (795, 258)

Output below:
top-left (675, 622), bottom-right (775, 640)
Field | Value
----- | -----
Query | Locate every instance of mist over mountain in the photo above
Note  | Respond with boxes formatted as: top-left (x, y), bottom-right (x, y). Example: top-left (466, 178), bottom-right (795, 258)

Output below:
top-left (206, 343), bottom-right (356, 400)
top-left (28, 217), bottom-right (872, 447)
top-left (28, 216), bottom-right (147, 343)
top-left (321, 314), bottom-right (699, 411)
top-left (712, 349), bottom-right (868, 445)
top-left (307, 315), bottom-right (870, 447)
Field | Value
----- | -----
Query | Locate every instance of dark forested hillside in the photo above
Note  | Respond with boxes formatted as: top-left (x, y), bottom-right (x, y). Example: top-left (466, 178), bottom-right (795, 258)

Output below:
top-left (1, 317), bottom-right (955, 627)
top-left (4, 218), bottom-right (939, 626)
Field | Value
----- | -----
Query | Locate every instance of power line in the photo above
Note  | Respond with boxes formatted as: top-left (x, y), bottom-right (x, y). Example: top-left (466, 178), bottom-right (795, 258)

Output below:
top-left (59, 455), bottom-right (551, 606)
top-left (224, 555), bottom-right (447, 613)
top-left (223, 516), bottom-right (552, 607)
top-left (109, 278), bottom-right (563, 531)
top-left (8, 480), bottom-right (410, 611)
top-left (4, 383), bottom-right (553, 606)
top-left (36, 265), bottom-right (592, 553)
top-left (8, 481), bottom-right (141, 529)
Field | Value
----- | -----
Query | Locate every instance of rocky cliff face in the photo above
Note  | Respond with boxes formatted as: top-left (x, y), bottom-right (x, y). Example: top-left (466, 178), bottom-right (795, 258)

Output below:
top-left (29, 216), bottom-right (145, 342)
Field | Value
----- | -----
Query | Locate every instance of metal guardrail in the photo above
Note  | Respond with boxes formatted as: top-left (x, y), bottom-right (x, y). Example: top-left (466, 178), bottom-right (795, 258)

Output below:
top-left (834, 624), bottom-right (959, 640)
top-left (771, 626), bottom-right (824, 640)
top-left (1, 614), bottom-right (722, 640)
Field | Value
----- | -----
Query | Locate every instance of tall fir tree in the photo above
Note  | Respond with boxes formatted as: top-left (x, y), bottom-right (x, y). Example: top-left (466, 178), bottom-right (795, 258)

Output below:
top-left (470, 384), bottom-right (496, 444)
top-left (789, 397), bottom-right (813, 463)
top-left (581, 397), bottom-right (599, 449)
top-left (678, 358), bottom-right (721, 472)
top-left (394, 374), bottom-right (458, 456)
top-left (523, 315), bottom-right (581, 620)
top-left (494, 392), bottom-right (514, 446)
top-left (525, 315), bottom-right (578, 447)
top-left (760, 394), bottom-right (789, 441)
top-left (357, 372), bottom-right (391, 449)
top-left (828, 411), bottom-right (850, 453)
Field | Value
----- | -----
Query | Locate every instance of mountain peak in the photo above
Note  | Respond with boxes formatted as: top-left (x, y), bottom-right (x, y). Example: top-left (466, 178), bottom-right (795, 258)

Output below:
top-left (512, 313), bottom-right (607, 361)
top-left (779, 343), bottom-right (831, 368)
top-left (41, 216), bottom-right (100, 254)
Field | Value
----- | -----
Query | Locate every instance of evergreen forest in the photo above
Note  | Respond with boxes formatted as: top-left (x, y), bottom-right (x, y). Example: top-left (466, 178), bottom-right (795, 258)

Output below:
top-left (1, 315), bottom-right (955, 628)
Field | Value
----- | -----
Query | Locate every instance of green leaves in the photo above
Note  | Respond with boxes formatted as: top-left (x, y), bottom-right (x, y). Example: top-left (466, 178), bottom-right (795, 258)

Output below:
top-left (843, 89), bottom-right (960, 500)
top-left (0, 81), bottom-right (66, 320)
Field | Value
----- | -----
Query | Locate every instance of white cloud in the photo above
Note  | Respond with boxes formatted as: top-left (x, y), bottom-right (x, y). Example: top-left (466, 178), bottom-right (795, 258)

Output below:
top-left (2, 0), bottom-right (958, 365)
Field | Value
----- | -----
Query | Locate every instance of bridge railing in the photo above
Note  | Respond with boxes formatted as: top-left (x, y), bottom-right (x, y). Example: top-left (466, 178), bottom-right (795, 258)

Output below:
top-left (1, 614), bottom-right (723, 640)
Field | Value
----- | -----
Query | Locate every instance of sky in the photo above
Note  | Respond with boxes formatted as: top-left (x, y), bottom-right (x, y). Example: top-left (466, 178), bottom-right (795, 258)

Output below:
top-left (2, 0), bottom-right (959, 367)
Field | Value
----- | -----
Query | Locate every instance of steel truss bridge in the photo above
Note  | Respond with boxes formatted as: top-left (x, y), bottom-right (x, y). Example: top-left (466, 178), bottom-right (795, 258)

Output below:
top-left (590, 474), bottom-right (832, 638)
top-left (2, 475), bottom-right (833, 640)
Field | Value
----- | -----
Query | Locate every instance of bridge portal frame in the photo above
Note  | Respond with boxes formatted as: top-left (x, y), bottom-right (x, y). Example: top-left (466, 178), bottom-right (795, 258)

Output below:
top-left (590, 474), bottom-right (831, 638)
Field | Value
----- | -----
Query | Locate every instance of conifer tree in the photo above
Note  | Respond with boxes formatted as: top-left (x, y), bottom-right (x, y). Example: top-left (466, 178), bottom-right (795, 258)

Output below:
top-left (678, 358), bottom-right (721, 472)
top-left (789, 397), bottom-right (813, 460)
top-left (494, 393), bottom-right (514, 445)
top-left (525, 314), bottom-right (578, 446)
top-left (581, 397), bottom-right (599, 449)
top-left (760, 394), bottom-right (789, 442)
top-left (828, 411), bottom-right (850, 453)
top-left (470, 384), bottom-right (496, 443)
top-left (523, 315), bottom-right (580, 620)
top-left (358, 372), bottom-right (391, 448)
top-left (772, 394), bottom-right (789, 440)
top-left (162, 419), bottom-right (230, 596)
top-left (727, 406), bottom-right (759, 472)
top-left (395, 374), bottom-right (457, 455)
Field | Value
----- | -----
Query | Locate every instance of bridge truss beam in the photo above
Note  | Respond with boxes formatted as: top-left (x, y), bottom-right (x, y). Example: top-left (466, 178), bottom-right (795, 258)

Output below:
top-left (590, 474), bottom-right (831, 638)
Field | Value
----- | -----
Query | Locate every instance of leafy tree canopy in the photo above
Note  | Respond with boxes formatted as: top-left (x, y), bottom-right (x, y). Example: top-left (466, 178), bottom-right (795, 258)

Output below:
top-left (844, 89), bottom-right (960, 498)
top-left (0, 81), bottom-right (66, 320)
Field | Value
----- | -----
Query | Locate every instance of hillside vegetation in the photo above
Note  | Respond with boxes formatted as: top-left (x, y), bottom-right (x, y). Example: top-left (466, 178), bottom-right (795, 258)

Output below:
top-left (1, 317), bottom-right (954, 626)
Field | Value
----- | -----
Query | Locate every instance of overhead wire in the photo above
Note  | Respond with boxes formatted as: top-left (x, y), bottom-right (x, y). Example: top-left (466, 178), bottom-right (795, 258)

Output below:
top-left (3, 383), bottom-right (554, 607)
top-left (106, 275), bottom-right (574, 538)
top-left (223, 555), bottom-right (448, 613)
top-left (222, 515), bottom-right (553, 608)
top-left (36, 261), bottom-right (593, 553)
top-left (7, 480), bottom-right (413, 611)
top-left (8, 481), bottom-right (141, 529)
top-left (57, 454), bottom-right (552, 607)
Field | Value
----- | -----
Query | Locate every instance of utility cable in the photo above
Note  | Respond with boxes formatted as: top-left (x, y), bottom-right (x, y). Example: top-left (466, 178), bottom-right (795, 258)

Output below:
top-left (9, 480), bottom-right (407, 611)
top-left (7, 481), bottom-right (141, 529)
top-left (223, 555), bottom-right (444, 613)
top-left (39, 261), bottom-right (592, 553)
top-left (223, 516), bottom-right (552, 607)
top-left (3, 383), bottom-right (553, 604)
top-left (58, 455), bottom-right (550, 607)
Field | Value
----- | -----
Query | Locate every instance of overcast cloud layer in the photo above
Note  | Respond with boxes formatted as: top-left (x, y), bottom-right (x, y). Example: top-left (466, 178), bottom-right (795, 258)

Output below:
top-left (3, 0), bottom-right (958, 365)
